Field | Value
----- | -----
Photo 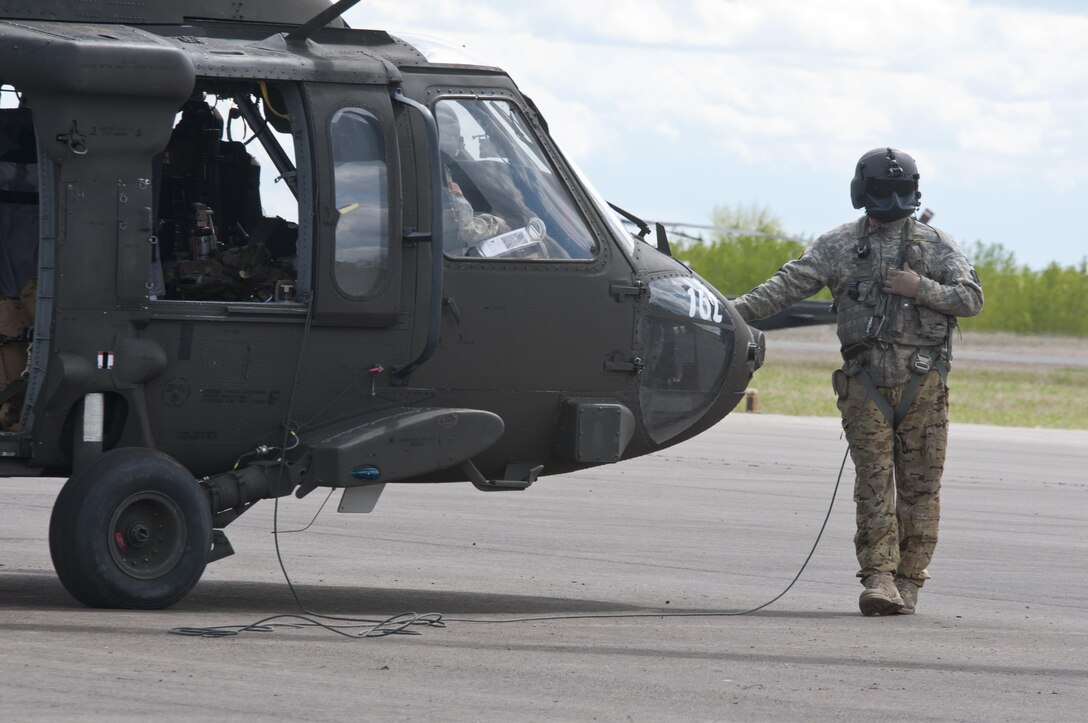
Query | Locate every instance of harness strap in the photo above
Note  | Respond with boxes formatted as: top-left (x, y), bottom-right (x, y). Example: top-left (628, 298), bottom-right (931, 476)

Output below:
top-left (856, 367), bottom-right (897, 428)
top-left (848, 217), bottom-right (953, 431)
top-left (857, 355), bottom-right (948, 431)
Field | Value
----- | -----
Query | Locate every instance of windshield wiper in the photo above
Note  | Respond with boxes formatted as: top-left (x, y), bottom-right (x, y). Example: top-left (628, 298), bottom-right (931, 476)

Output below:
top-left (607, 202), bottom-right (672, 257)
top-left (607, 202), bottom-right (650, 239)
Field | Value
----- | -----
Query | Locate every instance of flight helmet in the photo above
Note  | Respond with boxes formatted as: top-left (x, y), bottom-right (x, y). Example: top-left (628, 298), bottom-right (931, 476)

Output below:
top-left (436, 102), bottom-right (465, 158)
top-left (850, 147), bottom-right (921, 222)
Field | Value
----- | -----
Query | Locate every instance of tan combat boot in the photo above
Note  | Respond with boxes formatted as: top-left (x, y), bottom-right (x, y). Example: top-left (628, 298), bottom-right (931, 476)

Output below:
top-left (894, 576), bottom-right (920, 615)
top-left (859, 572), bottom-right (904, 616)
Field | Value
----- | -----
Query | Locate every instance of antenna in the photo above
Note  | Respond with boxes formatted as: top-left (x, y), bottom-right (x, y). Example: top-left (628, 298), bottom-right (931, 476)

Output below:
top-left (285, 0), bottom-right (363, 44)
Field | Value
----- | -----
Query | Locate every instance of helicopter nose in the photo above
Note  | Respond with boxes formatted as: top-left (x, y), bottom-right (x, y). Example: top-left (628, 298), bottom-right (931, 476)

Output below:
top-left (636, 274), bottom-right (760, 446)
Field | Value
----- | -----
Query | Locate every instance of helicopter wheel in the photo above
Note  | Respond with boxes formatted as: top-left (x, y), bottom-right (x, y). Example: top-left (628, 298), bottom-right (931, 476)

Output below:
top-left (49, 448), bottom-right (212, 609)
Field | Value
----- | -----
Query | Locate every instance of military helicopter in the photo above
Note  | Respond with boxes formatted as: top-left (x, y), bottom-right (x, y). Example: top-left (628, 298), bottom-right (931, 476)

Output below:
top-left (0, 0), bottom-right (777, 609)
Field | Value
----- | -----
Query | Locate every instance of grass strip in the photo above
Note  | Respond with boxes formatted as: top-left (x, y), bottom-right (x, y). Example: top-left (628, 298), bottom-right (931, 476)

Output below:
top-left (745, 356), bottom-right (1088, 430)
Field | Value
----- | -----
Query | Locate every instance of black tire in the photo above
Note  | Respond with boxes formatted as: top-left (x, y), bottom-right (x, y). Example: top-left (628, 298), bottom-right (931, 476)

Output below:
top-left (49, 448), bottom-right (212, 609)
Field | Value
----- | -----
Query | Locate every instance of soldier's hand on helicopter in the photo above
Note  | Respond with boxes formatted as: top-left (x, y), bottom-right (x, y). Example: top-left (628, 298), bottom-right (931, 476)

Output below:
top-left (884, 262), bottom-right (923, 298)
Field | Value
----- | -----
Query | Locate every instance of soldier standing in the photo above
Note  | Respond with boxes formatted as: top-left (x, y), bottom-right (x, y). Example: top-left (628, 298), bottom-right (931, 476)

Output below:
top-left (732, 148), bottom-right (984, 616)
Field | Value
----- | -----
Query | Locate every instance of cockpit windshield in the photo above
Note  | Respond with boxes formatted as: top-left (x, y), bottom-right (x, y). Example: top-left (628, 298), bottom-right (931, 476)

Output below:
top-left (436, 98), bottom-right (597, 261)
top-left (564, 157), bottom-right (637, 257)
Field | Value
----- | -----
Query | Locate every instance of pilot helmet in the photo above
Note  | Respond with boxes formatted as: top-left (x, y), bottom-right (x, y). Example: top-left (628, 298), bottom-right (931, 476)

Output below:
top-left (435, 102), bottom-right (464, 158)
top-left (850, 147), bottom-right (921, 222)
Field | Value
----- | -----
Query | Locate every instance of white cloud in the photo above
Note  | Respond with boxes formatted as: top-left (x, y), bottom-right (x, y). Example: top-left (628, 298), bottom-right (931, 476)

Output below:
top-left (543, 0), bottom-right (681, 44)
top-left (654, 120), bottom-right (681, 139)
top-left (522, 87), bottom-right (613, 161)
top-left (354, 0), bottom-right (1088, 166)
top-left (349, 0), bottom-right (1088, 265)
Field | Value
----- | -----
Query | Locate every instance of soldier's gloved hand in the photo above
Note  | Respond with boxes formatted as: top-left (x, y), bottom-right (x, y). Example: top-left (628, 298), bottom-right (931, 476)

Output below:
top-left (884, 262), bottom-right (922, 298)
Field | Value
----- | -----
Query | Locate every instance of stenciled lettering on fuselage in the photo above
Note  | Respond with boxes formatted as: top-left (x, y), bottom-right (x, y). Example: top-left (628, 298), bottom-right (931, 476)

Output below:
top-left (199, 388), bottom-right (282, 405)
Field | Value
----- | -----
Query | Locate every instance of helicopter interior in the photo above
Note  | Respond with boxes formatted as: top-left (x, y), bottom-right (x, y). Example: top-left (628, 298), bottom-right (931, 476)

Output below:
top-left (0, 103), bottom-right (36, 432)
top-left (153, 83), bottom-right (301, 304)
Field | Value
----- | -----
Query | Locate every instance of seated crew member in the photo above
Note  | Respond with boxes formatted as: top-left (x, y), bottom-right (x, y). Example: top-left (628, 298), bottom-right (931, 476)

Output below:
top-left (435, 103), bottom-right (510, 250)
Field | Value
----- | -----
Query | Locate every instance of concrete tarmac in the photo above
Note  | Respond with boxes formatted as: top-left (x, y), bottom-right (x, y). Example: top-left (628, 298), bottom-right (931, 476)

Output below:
top-left (2, 414), bottom-right (1086, 721)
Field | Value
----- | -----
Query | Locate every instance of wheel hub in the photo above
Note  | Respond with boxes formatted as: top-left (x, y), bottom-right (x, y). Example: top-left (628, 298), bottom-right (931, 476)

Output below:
top-left (109, 491), bottom-right (187, 580)
top-left (126, 521), bottom-right (152, 548)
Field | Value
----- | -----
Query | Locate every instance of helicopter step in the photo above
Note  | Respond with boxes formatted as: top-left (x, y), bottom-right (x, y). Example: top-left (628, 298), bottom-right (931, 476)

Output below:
top-left (0, 454), bottom-right (35, 473)
top-left (0, 434), bottom-right (21, 454)
top-left (460, 458), bottom-right (542, 492)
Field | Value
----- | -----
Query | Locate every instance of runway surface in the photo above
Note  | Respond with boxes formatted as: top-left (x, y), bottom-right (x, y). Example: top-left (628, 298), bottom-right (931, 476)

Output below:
top-left (2, 413), bottom-right (1086, 721)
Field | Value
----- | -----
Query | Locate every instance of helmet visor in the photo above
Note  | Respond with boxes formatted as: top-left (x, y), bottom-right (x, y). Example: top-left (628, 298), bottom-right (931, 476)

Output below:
top-left (866, 178), bottom-right (916, 198)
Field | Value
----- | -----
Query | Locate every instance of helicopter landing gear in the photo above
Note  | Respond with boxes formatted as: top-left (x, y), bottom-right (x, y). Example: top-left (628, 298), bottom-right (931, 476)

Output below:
top-left (49, 448), bottom-right (212, 609)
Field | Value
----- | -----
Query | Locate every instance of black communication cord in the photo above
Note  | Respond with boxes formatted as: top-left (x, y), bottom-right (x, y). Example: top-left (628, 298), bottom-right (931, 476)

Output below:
top-left (171, 298), bottom-right (446, 639)
top-left (446, 441), bottom-right (850, 624)
top-left (171, 440), bottom-right (850, 638)
top-left (169, 497), bottom-right (447, 639)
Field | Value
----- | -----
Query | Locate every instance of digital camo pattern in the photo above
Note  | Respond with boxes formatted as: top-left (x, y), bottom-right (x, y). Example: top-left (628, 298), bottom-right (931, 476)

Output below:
top-left (449, 189), bottom-right (510, 245)
top-left (835, 368), bottom-right (948, 585)
top-left (732, 215), bottom-right (983, 386)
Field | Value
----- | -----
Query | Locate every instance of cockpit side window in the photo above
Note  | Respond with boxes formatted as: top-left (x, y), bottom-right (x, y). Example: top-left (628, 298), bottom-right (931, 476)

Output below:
top-left (329, 108), bottom-right (389, 298)
top-left (435, 98), bottom-right (597, 261)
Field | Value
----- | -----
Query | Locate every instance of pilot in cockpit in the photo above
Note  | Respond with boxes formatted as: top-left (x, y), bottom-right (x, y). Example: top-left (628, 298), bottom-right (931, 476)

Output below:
top-left (436, 103), bottom-right (512, 250)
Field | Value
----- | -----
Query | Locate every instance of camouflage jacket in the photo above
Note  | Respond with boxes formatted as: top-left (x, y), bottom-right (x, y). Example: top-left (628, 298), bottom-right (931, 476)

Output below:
top-left (732, 215), bottom-right (984, 386)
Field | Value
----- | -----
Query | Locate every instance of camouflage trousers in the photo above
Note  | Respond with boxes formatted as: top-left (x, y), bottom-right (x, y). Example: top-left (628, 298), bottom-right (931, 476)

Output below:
top-left (833, 368), bottom-right (949, 586)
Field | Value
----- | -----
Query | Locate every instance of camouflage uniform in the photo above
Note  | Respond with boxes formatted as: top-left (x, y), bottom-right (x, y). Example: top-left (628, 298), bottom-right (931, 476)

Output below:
top-left (448, 177), bottom-right (510, 245)
top-left (732, 214), bottom-right (983, 586)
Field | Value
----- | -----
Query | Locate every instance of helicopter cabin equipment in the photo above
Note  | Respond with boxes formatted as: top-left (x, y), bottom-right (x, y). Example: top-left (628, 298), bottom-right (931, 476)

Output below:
top-left (0, 107), bottom-right (38, 431)
top-left (0, 0), bottom-right (768, 609)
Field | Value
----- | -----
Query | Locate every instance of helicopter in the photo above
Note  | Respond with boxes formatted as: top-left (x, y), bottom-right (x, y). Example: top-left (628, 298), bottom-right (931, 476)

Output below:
top-left (0, 0), bottom-right (797, 609)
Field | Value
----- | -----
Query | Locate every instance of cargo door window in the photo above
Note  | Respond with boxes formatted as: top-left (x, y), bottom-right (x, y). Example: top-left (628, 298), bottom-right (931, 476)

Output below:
top-left (305, 81), bottom-right (399, 328)
top-left (330, 108), bottom-right (389, 297)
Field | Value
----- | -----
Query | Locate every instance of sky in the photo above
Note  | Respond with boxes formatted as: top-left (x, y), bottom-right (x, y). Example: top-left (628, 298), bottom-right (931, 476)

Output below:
top-left (346, 0), bottom-right (1088, 269)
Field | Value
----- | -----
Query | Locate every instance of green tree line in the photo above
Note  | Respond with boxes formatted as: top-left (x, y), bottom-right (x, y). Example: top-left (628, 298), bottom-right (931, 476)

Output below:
top-left (675, 205), bottom-right (1088, 337)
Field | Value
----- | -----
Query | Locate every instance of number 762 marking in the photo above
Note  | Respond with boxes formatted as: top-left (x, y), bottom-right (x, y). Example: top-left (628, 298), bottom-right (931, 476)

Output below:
top-left (684, 280), bottom-right (723, 323)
